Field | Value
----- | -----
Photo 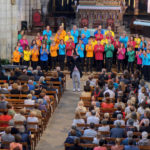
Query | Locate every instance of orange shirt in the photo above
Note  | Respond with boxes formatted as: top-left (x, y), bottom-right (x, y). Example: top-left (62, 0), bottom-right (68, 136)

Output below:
top-left (31, 49), bottom-right (39, 61)
top-left (13, 50), bottom-right (21, 63)
top-left (36, 39), bottom-right (42, 47)
top-left (86, 44), bottom-right (94, 57)
top-left (50, 45), bottom-right (58, 57)
top-left (101, 102), bottom-right (114, 109)
top-left (54, 30), bottom-right (66, 46)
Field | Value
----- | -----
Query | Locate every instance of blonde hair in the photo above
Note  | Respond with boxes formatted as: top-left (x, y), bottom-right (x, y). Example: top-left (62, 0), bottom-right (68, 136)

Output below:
top-left (27, 94), bottom-right (32, 99)
top-left (12, 83), bottom-right (18, 90)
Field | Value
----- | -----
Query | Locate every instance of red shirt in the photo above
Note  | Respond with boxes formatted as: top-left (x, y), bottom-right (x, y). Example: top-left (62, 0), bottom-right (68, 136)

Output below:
top-left (128, 41), bottom-right (136, 49)
top-left (0, 115), bottom-right (12, 127)
top-left (101, 102), bottom-right (114, 109)
top-left (113, 41), bottom-right (121, 49)
top-left (95, 34), bottom-right (103, 41)
top-left (106, 36), bottom-right (114, 43)
top-left (66, 42), bottom-right (75, 56)
top-left (94, 44), bottom-right (104, 60)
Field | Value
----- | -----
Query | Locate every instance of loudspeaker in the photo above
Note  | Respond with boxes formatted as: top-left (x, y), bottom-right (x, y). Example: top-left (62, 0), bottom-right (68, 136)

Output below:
top-left (21, 21), bottom-right (27, 30)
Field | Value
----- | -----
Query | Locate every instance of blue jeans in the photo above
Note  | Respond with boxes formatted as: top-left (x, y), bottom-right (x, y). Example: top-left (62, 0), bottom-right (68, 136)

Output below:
top-left (72, 70), bottom-right (80, 89)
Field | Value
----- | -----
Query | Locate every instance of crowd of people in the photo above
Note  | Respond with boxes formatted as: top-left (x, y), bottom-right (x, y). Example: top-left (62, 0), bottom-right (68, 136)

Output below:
top-left (14, 25), bottom-right (150, 82)
top-left (65, 69), bottom-right (150, 150)
top-left (0, 66), bottom-right (64, 150)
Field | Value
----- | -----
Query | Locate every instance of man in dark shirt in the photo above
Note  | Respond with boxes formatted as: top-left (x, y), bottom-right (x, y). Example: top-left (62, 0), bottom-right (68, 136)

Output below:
top-left (110, 122), bottom-right (125, 138)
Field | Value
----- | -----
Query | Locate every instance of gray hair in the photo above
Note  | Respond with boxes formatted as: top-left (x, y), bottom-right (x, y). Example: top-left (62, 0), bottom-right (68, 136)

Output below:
top-left (117, 114), bottom-right (122, 120)
top-left (142, 131), bottom-right (148, 139)
top-left (127, 131), bottom-right (133, 138)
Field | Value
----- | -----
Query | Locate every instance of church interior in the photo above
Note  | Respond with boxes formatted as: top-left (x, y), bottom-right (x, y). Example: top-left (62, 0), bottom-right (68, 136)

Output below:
top-left (0, 0), bottom-right (150, 150)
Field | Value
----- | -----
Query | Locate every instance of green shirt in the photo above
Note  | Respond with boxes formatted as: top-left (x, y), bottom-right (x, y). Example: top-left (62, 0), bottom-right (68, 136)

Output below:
top-left (18, 34), bottom-right (22, 41)
top-left (105, 44), bottom-right (114, 58)
top-left (127, 50), bottom-right (135, 62)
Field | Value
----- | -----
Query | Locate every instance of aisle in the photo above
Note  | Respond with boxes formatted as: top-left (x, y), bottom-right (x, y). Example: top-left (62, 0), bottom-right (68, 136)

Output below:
top-left (36, 77), bottom-right (85, 150)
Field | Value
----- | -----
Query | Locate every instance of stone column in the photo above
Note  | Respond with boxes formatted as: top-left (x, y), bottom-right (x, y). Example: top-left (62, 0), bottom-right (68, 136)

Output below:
top-left (134, 0), bottom-right (139, 15)
top-left (0, 0), bottom-right (18, 60)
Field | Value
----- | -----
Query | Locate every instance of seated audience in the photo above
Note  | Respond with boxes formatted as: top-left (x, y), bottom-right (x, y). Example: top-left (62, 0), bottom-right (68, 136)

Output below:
top-left (114, 114), bottom-right (125, 126)
top-left (110, 122), bottom-right (125, 138)
top-left (94, 139), bottom-right (107, 150)
top-left (87, 110), bottom-right (100, 124)
top-left (0, 95), bottom-right (8, 109)
top-left (111, 138), bottom-right (124, 150)
top-left (98, 119), bottom-right (110, 132)
top-left (72, 111), bottom-right (85, 125)
top-left (83, 123), bottom-right (97, 137)
top-left (138, 131), bottom-right (150, 146)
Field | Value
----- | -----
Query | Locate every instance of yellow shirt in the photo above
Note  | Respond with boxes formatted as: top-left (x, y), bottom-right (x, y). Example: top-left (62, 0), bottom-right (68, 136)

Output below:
top-left (105, 30), bottom-right (115, 37)
top-left (92, 40), bottom-right (97, 47)
top-left (134, 38), bottom-right (141, 48)
top-left (64, 35), bottom-right (74, 43)
top-left (54, 33), bottom-right (64, 46)
top-left (23, 50), bottom-right (31, 61)
top-left (13, 50), bottom-right (21, 63)
top-left (86, 44), bottom-right (94, 57)
top-left (31, 49), bottom-right (39, 61)
top-left (50, 45), bottom-right (58, 57)
top-left (101, 39), bottom-right (108, 46)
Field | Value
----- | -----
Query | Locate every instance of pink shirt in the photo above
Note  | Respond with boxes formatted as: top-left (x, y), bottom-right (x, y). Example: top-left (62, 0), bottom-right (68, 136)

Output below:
top-left (136, 54), bottom-right (142, 64)
top-left (94, 146), bottom-right (107, 150)
top-left (20, 39), bottom-right (28, 50)
top-left (117, 48), bottom-right (126, 60)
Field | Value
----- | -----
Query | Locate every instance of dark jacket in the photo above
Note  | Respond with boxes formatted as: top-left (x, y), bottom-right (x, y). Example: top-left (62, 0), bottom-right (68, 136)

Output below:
top-left (70, 56), bottom-right (82, 78)
top-left (110, 127), bottom-right (125, 138)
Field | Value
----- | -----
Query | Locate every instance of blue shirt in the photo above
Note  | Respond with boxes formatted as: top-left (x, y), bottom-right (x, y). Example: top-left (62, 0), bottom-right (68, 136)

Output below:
top-left (76, 44), bottom-right (84, 58)
top-left (81, 30), bottom-right (90, 39)
top-left (43, 30), bottom-right (52, 40)
top-left (140, 40), bottom-right (147, 48)
top-left (40, 48), bottom-right (48, 61)
top-left (18, 46), bottom-right (23, 53)
top-left (71, 29), bottom-right (79, 44)
top-left (27, 84), bottom-right (35, 91)
top-left (139, 53), bottom-right (149, 66)
top-left (119, 36), bottom-right (129, 48)
top-left (124, 145), bottom-right (139, 150)
top-left (59, 44), bottom-right (66, 55)
top-left (94, 29), bottom-right (105, 35)
top-left (81, 37), bottom-right (88, 46)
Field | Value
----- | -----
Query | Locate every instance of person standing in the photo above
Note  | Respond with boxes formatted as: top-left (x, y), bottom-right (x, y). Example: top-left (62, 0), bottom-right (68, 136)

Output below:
top-left (81, 26), bottom-right (90, 40)
top-left (20, 35), bottom-right (28, 50)
top-left (126, 47), bottom-right (135, 73)
top-left (70, 53), bottom-right (82, 92)
top-left (58, 40), bottom-right (66, 71)
top-left (119, 31), bottom-right (129, 68)
top-left (50, 41), bottom-right (58, 70)
top-left (86, 40), bottom-right (94, 72)
top-left (66, 38), bottom-right (75, 71)
top-left (76, 39), bottom-right (85, 71)
top-left (105, 39), bottom-right (114, 72)
top-left (136, 50), bottom-right (142, 72)
top-left (43, 25), bottom-right (52, 41)
top-left (13, 46), bottom-right (21, 65)
top-left (23, 46), bottom-right (31, 67)
top-left (94, 40), bottom-right (104, 72)
top-left (31, 45), bottom-right (39, 70)
top-left (40, 43), bottom-right (49, 71)
top-left (71, 25), bottom-right (79, 46)
top-left (117, 43), bottom-right (126, 73)
top-left (95, 29), bottom-right (103, 41)
top-left (134, 34), bottom-right (141, 51)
